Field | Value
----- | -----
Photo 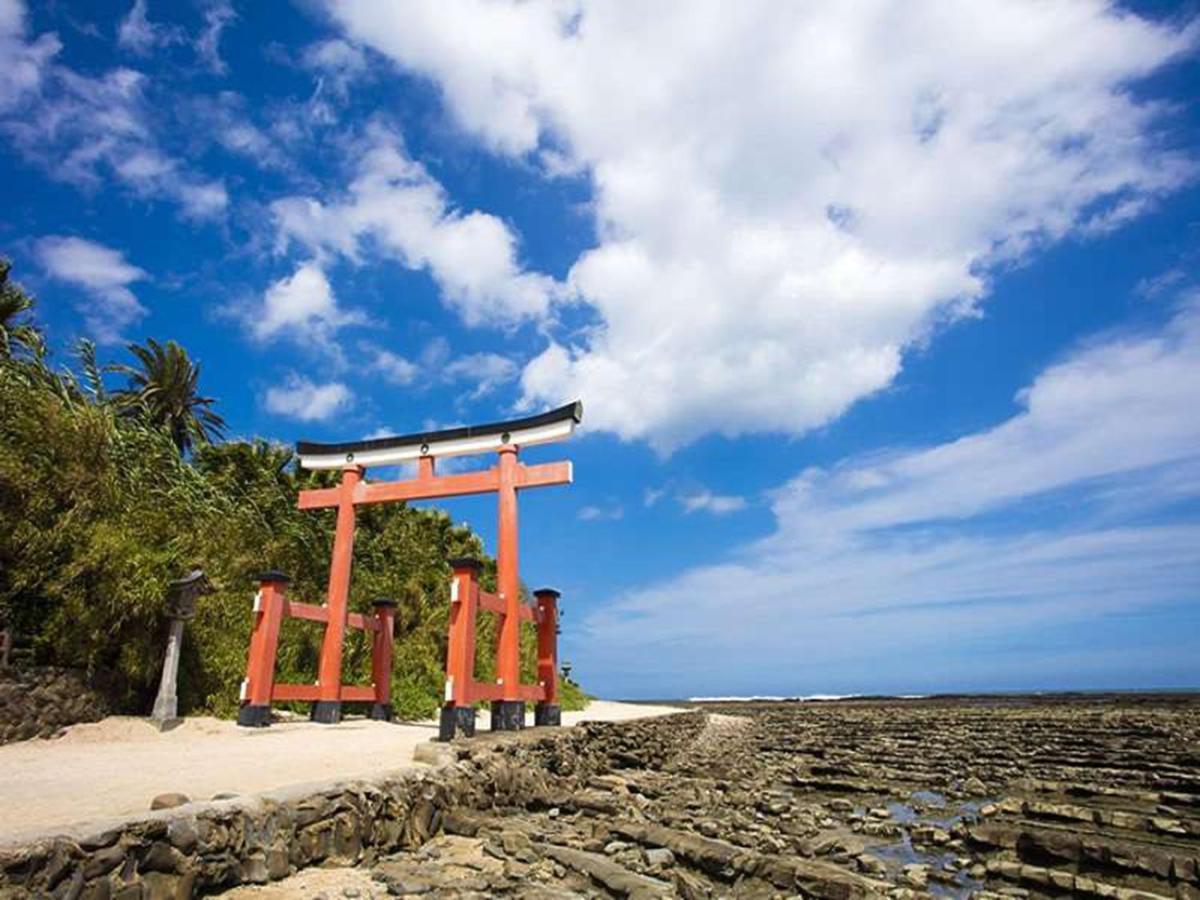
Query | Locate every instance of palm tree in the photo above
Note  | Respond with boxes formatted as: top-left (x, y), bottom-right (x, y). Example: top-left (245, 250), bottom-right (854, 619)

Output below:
top-left (113, 338), bottom-right (227, 454)
top-left (0, 259), bottom-right (42, 359)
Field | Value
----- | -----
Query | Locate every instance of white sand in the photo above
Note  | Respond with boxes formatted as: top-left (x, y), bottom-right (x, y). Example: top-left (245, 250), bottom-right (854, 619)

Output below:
top-left (0, 701), bottom-right (682, 845)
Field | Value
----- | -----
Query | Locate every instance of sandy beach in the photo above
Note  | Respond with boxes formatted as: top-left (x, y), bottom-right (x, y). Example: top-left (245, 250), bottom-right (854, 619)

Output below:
top-left (0, 700), bottom-right (682, 845)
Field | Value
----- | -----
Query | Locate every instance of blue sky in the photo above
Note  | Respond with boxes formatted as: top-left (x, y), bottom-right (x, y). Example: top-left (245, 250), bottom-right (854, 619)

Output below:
top-left (3, 0), bottom-right (1198, 699)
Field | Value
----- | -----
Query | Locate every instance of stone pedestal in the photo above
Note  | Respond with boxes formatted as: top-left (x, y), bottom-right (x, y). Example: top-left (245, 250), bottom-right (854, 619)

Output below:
top-left (236, 705), bottom-right (271, 727)
top-left (490, 700), bottom-right (524, 731)
top-left (310, 700), bottom-right (342, 724)
top-left (438, 706), bottom-right (476, 741)
top-left (534, 703), bottom-right (561, 727)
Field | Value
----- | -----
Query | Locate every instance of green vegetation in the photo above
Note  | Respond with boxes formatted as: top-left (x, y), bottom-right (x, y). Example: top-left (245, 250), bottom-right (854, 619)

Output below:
top-left (0, 262), bottom-right (586, 720)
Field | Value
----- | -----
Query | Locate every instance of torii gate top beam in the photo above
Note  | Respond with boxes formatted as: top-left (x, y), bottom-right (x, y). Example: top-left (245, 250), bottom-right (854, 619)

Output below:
top-left (296, 460), bottom-right (573, 509)
top-left (296, 401), bottom-right (582, 470)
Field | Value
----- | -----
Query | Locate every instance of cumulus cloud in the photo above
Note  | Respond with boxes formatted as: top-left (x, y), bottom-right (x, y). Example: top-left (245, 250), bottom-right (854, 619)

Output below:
top-left (0, 1), bottom-right (227, 220)
top-left (574, 299), bottom-right (1200, 696)
top-left (270, 126), bottom-right (559, 326)
top-left (263, 374), bottom-right (352, 421)
top-left (248, 263), bottom-right (364, 347)
top-left (35, 236), bottom-right (148, 343)
top-left (325, 0), bottom-right (1197, 451)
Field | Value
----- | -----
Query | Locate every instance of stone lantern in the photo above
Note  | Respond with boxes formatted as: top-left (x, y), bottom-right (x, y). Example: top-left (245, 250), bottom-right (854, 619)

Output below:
top-left (150, 570), bottom-right (211, 731)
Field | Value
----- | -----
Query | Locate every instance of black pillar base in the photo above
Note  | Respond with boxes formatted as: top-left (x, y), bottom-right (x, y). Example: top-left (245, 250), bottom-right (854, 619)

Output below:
top-left (534, 703), bottom-right (561, 727)
top-left (490, 700), bottom-right (525, 732)
top-left (438, 706), bottom-right (476, 741)
top-left (369, 702), bottom-right (394, 722)
top-left (236, 704), bottom-right (270, 728)
top-left (310, 700), bottom-right (342, 724)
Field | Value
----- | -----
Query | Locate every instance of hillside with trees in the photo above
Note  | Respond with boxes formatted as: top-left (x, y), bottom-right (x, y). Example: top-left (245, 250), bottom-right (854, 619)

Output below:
top-left (0, 260), bottom-right (584, 720)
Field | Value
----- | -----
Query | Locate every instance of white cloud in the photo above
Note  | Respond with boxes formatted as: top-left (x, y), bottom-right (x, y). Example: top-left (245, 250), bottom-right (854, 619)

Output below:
top-left (366, 346), bottom-right (418, 385)
top-left (578, 502), bottom-right (624, 522)
top-left (443, 352), bottom-right (519, 398)
top-left (325, 1), bottom-right (1197, 451)
top-left (117, 0), bottom-right (185, 55)
top-left (359, 337), bottom-right (519, 397)
top-left (250, 262), bottom-right (363, 345)
top-left (574, 299), bottom-right (1200, 695)
top-left (0, 3), bottom-right (227, 220)
top-left (35, 235), bottom-right (148, 343)
top-left (270, 125), bottom-right (559, 326)
top-left (263, 374), bottom-right (352, 421)
top-left (186, 91), bottom-right (291, 172)
top-left (0, 0), bottom-right (59, 113)
top-left (302, 38), bottom-right (366, 74)
top-left (679, 490), bottom-right (748, 516)
top-left (301, 38), bottom-right (368, 102)
top-left (195, 1), bottom-right (234, 75)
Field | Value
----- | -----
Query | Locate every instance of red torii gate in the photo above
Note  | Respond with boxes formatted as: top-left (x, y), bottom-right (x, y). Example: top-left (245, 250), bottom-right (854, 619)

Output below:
top-left (237, 402), bottom-right (581, 735)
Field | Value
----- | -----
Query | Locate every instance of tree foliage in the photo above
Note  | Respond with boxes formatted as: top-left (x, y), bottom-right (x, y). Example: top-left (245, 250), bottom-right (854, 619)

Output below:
top-left (111, 337), bottom-right (227, 454)
top-left (0, 260), bottom-right (43, 360)
top-left (0, 268), bottom-right (587, 720)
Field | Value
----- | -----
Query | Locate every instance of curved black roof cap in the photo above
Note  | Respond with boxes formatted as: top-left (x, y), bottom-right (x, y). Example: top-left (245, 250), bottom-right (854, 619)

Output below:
top-left (296, 401), bottom-right (582, 456)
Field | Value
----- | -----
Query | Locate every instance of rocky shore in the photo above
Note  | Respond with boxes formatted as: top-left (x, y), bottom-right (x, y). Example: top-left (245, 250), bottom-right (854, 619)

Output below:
top-left (3, 695), bottom-right (1197, 898)
top-left (231, 696), bottom-right (1200, 900)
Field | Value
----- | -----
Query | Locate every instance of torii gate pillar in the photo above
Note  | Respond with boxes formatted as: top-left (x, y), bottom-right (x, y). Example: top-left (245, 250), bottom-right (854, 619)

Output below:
top-left (491, 444), bottom-right (524, 729)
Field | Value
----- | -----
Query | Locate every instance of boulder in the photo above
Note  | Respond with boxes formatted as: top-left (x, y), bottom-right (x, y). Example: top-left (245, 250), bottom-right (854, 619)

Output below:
top-left (149, 793), bottom-right (190, 812)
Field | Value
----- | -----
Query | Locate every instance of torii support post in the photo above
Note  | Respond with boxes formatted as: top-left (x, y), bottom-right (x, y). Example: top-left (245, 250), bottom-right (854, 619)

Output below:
top-left (534, 588), bottom-right (561, 726)
top-left (437, 558), bottom-right (563, 740)
top-left (440, 559), bottom-right (481, 740)
top-left (237, 572), bottom-right (289, 728)
top-left (369, 598), bottom-right (397, 721)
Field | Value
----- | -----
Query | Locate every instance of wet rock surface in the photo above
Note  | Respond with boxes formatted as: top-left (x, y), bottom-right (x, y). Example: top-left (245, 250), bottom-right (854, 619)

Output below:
top-left (4, 696), bottom-right (1197, 899)
top-left (226, 695), bottom-right (1200, 899)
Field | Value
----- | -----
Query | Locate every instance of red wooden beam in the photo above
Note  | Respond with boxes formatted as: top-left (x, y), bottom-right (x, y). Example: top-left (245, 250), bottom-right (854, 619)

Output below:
top-left (515, 461), bottom-right (573, 490)
top-left (477, 590), bottom-right (535, 622)
top-left (272, 683), bottom-right (320, 702)
top-left (284, 600), bottom-right (328, 624)
top-left (281, 601), bottom-right (379, 632)
top-left (516, 683), bottom-right (547, 702)
top-left (272, 683), bottom-right (378, 702)
top-left (297, 461), bottom-right (572, 510)
top-left (466, 681), bottom-right (505, 703)
top-left (460, 681), bottom-right (544, 705)
top-left (346, 612), bottom-right (380, 633)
